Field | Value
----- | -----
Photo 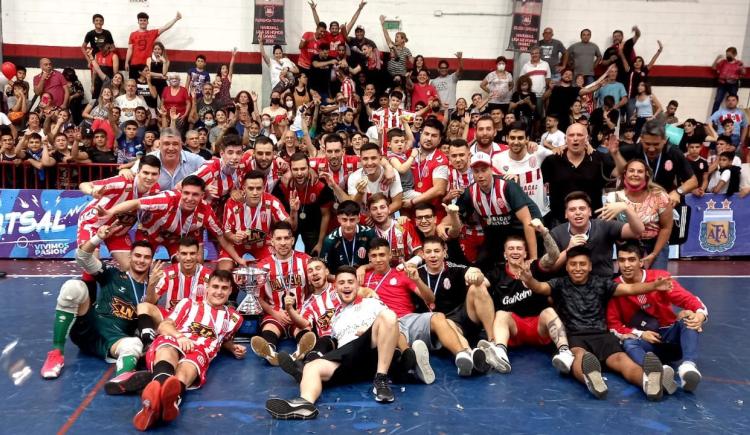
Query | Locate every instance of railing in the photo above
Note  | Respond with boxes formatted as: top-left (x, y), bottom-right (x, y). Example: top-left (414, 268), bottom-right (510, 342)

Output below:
top-left (0, 161), bottom-right (120, 189)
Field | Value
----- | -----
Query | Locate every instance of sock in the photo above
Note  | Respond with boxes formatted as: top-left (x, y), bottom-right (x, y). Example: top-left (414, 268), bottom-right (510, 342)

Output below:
top-left (261, 330), bottom-right (279, 350)
top-left (137, 314), bottom-right (156, 345)
top-left (495, 343), bottom-right (508, 354)
top-left (153, 360), bottom-right (176, 384)
top-left (374, 372), bottom-right (388, 380)
top-left (52, 310), bottom-right (76, 353)
top-left (179, 381), bottom-right (187, 396)
top-left (115, 354), bottom-right (138, 376)
top-left (558, 344), bottom-right (570, 353)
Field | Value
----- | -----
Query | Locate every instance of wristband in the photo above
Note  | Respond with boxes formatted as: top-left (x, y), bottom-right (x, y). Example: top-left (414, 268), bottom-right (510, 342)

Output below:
top-left (676, 187), bottom-right (685, 195)
top-left (89, 235), bottom-right (103, 246)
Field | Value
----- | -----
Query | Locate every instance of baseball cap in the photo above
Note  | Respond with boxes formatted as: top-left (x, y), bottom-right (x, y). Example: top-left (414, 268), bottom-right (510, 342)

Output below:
top-left (470, 152), bottom-right (492, 168)
top-left (355, 25), bottom-right (365, 31)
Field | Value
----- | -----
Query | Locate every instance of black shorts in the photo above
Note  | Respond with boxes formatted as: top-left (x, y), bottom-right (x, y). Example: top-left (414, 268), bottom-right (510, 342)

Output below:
top-left (569, 332), bottom-right (623, 363)
top-left (323, 327), bottom-right (378, 385)
top-left (445, 305), bottom-right (481, 345)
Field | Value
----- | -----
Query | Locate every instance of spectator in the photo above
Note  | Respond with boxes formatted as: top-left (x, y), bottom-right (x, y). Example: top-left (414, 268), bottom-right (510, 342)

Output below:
top-left (432, 53), bottom-right (463, 110)
top-left (601, 27), bottom-right (641, 85)
top-left (379, 15), bottom-right (413, 79)
top-left (113, 120), bottom-right (144, 165)
top-left (481, 56), bottom-right (513, 112)
top-left (567, 29), bottom-right (602, 85)
top-left (115, 79), bottom-right (147, 124)
top-left (126, 11), bottom-right (181, 79)
top-left (184, 129), bottom-right (213, 160)
top-left (298, 22), bottom-right (328, 76)
top-left (545, 67), bottom-right (607, 132)
top-left (310, 43), bottom-right (337, 101)
top-left (661, 100), bottom-right (679, 125)
top-left (708, 151), bottom-right (742, 195)
top-left (538, 27), bottom-right (567, 81)
top-left (409, 55), bottom-right (428, 85)
top-left (509, 76), bottom-right (535, 133)
top-left (589, 95), bottom-right (619, 141)
top-left (128, 127), bottom-right (205, 190)
top-left (78, 128), bottom-right (116, 164)
top-left (540, 114), bottom-right (566, 149)
top-left (89, 43), bottom-right (119, 100)
top-left (161, 73), bottom-right (191, 128)
top-left (135, 66), bottom-right (158, 110)
top-left (187, 55), bottom-right (211, 98)
top-left (33, 58), bottom-right (69, 109)
top-left (81, 13), bottom-right (114, 56)
top-left (190, 82), bottom-right (221, 126)
top-left (146, 42), bottom-right (169, 101)
top-left (633, 82), bottom-right (663, 140)
top-left (685, 142), bottom-right (710, 196)
top-left (622, 41), bottom-right (663, 120)
top-left (409, 70), bottom-right (438, 112)
top-left (520, 46), bottom-right (551, 126)
top-left (709, 93), bottom-right (748, 150)
top-left (712, 47), bottom-right (746, 113)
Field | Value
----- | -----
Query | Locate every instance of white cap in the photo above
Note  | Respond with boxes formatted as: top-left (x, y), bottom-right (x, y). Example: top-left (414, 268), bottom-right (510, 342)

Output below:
top-left (470, 151), bottom-right (492, 168)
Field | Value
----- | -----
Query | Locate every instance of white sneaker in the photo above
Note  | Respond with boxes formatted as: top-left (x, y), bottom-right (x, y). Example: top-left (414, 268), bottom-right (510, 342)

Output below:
top-left (642, 352), bottom-right (664, 401)
top-left (411, 340), bottom-right (435, 385)
top-left (455, 350), bottom-right (473, 377)
top-left (552, 349), bottom-right (574, 374)
top-left (678, 362), bottom-right (702, 392)
top-left (661, 365), bottom-right (678, 395)
top-left (477, 339), bottom-right (511, 373)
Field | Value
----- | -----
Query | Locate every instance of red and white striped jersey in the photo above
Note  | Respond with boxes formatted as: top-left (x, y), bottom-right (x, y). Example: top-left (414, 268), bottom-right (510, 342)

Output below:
top-left (192, 158), bottom-right (242, 202)
top-left (78, 175), bottom-right (160, 236)
top-left (155, 264), bottom-right (213, 311)
top-left (375, 218), bottom-right (422, 265)
top-left (491, 148), bottom-right (552, 216)
top-left (340, 76), bottom-right (357, 109)
top-left (138, 190), bottom-right (223, 242)
top-left (470, 142), bottom-right (508, 160)
top-left (240, 153), bottom-right (283, 193)
top-left (168, 298), bottom-right (243, 362)
top-left (371, 107), bottom-right (415, 153)
top-left (447, 166), bottom-right (483, 236)
top-left (222, 193), bottom-right (289, 252)
top-left (310, 155), bottom-right (360, 187)
top-left (257, 252), bottom-right (310, 310)
top-left (300, 283), bottom-right (342, 336)
top-left (470, 177), bottom-right (510, 221)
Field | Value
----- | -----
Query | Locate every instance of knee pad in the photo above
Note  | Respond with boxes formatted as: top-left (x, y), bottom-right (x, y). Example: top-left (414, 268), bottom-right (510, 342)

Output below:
top-left (116, 336), bottom-right (144, 358)
top-left (56, 279), bottom-right (89, 313)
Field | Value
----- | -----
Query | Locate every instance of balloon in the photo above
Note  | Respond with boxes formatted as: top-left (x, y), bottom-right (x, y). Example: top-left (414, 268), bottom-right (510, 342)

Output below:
top-left (1, 62), bottom-right (16, 80)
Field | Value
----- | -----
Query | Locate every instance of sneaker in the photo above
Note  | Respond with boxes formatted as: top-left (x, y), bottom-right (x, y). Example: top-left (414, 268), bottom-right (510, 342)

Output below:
top-left (160, 376), bottom-right (183, 423)
top-left (455, 350), bottom-right (473, 377)
top-left (582, 352), bottom-right (608, 400)
top-left (265, 397), bottom-right (319, 420)
top-left (292, 331), bottom-right (317, 361)
top-left (552, 349), bottom-right (574, 375)
top-left (477, 340), bottom-right (511, 374)
top-left (132, 380), bottom-right (162, 431)
top-left (662, 365), bottom-right (678, 395)
top-left (678, 362), bottom-right (702, 392)
top-left (642, 352), bottom-right (664, 401)
top-left (397, 348), bottom-right (417, 372)
top-left (105, 370), bottom-right (153, 395)
top-left (251, 336), bottom-right (279, 366)
top-left (372, 374), bottom-right (395, 403)
top-left (41, 349), bottom-right (64, 379)
top-left (278, 352), bottom-right (303, 384)
top-left (411, 340), bottom-right (435, 385)
top-left (472, 348), bottom-right (491, 374)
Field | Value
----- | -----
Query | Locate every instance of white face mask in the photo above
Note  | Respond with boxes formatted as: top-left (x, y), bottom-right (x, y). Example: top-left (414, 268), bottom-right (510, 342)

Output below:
top-left (497, 63), bottom-right (506, 72)
top-left (285, 101), bottom-right (294, 108)
top-left (204, 120), bottom-right (215, 127)
top-left (262, 120), bottom-right (271, 128)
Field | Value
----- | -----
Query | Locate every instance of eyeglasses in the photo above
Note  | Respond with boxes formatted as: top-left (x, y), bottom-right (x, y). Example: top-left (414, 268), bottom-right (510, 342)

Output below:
top-left (415, 215), bottom-right (434, 221)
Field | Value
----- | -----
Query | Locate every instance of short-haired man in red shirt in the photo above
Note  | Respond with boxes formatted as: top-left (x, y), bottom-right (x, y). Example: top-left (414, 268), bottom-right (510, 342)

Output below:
top-left (126, 11), bottom-right (182, 79)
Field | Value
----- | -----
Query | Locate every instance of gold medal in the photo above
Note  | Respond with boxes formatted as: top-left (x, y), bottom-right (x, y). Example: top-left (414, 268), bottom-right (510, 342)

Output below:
top-left (417, 181), bottom-right (423, 189)
top-left (299, 212), bottom-right (307, 220)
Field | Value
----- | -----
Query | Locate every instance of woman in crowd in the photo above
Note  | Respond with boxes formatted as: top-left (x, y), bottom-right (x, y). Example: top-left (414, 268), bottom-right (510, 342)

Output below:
top-left (215, 48), bottom-right (238, 110)
top-left (510, 75), bottom-right (535, 132)
top-left (161, 72), bottom-right (191, 129)
top-left (146, 42), bottom-right (169, 101)
top-left (633, 81), bottom-right (663, 140)
top-left (481, 56), bottom-right (513, 112)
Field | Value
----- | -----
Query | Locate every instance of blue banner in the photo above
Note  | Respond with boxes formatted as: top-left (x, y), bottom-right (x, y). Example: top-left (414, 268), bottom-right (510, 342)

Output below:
top-left (681, 193), bottom-right (750, 257)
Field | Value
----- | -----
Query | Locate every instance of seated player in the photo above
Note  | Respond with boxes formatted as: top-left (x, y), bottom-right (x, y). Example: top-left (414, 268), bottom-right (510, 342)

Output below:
top-left (520, 246), bottom-right (672, 400)
top-left (478, 225), bottom-right (574, 374)
top-left (218, 170), bottom-right (296, 270)
top-left (608, 241), bottom-right (707, 393)
top-left (250, 221), bottom-right (316, 365)
top-left (413, 203), bottom-right (469, 265)
top-left (102, 175), bottom-right (245, 264)
top-left (265, 266), bottom-right (401, 420)
top-left (368, 193), bottom-right (422, 265)
top-left (41, 224), bottom-right (154, 391)
top-left (78, 154), bottom-right (161, 270)
top-left (320, 200), bottom-right (376, 274)
top-left (133, 236), bottom-right (213, 353)
top-left (132, 270), bottom-right (246, 431)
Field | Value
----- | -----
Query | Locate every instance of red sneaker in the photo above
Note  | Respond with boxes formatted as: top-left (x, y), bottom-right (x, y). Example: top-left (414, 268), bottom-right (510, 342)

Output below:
top-left (41, 349), bottom-right (64, 379)
top-left (133, 380), bottom-right (161, 431)
top-left (160, 376), bottom-right (182, 423)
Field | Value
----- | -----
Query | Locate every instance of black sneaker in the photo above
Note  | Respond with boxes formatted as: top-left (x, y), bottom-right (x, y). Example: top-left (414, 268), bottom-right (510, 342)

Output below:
top-left (265, 397), bottom-right (319, 420)
top-left (472, 348), bottom-right (491, 374)
top-left (278, 352), bottom-right (304, 384)
top-left (397, 347), bottom-right (417, 373)
top-left (582, 352), bottom-right (608, 400)
top-left (104, 370), bottom-right (154, 395)
top-left (372, 374), bottom-right (395, 403)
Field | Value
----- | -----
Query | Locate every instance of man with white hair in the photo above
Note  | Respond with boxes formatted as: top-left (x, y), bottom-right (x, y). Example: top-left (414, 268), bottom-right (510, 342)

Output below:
top-left (124, 127), bottom-right (206, 190)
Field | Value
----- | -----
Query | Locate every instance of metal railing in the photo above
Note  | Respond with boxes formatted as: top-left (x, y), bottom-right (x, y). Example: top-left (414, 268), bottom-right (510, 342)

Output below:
top-left (0, 161), bottom-right (120, 189)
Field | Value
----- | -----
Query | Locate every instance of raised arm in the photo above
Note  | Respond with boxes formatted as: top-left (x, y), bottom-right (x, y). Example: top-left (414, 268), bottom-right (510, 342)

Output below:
top-left (158, 11), bottom-right (182, 35)
top-left (228, 47), bottom-right (237, 80)
top-left (631, 25), bottom-right (641, 44)
top-left (379, 15), bottom-right (394, 48)
top-left (647, 40), bottom-right (663, 70)
top-left (258, 31), bottom-right (271, 66)
top-left (308, 1), bottom-right (321, 28)
top-left (344, 0), bottom-right (367, 35)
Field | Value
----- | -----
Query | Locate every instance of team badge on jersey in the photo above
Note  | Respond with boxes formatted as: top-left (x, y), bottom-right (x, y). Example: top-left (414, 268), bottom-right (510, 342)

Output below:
top-left (389, 278), bottom-right (398, 285)
top-left (443, 278), bottom-right (451, 289)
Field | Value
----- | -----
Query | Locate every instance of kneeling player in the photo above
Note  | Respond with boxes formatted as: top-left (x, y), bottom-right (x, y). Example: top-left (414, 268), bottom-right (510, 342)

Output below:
top-left (132, 270), bottom-right (246, 431)
top-left (265, 266), bottom-right (400, 419)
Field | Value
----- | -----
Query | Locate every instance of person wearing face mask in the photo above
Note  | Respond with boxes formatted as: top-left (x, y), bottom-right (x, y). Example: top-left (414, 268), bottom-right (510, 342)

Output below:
top-left (711, 47), bottom-right (746, 113)
top-left (263, 91), bottom-right (288, 122)
top-left (480, 56), bottom-right (513, 113)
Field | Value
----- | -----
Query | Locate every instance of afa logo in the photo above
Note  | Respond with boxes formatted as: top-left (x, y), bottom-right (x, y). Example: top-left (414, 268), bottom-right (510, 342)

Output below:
top-left (699, 198), bottom-right (735, 253)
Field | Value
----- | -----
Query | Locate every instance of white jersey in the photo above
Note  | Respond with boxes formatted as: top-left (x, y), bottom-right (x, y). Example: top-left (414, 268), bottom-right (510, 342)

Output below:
top-left (331, 297), bottom-right (387, 347)
top-left (492, 147), bottom-right (553, 216)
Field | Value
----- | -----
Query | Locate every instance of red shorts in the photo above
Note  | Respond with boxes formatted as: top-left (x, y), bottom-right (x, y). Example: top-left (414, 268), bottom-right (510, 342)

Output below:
top-left (218, 243), bottom-right (270, 262)
top-left (507, 313), bottom-right (552, 347)
top-left (459, 233), bottom-right (484, 264)
top-left (135, 230), bottom-right (180, 259)
top-left (261, 314), bottom-right (296, 338)
top-left (145, 335), bottom-right (209, 389)
top-left (77, 226), bottom-right (133, 253)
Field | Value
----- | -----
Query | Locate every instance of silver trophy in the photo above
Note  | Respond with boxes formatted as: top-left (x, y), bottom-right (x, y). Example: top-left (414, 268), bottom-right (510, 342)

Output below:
top-left (233, 266), bottom-right (269, 315)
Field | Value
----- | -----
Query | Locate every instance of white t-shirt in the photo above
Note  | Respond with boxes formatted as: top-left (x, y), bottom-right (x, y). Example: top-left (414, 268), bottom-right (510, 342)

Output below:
top-left (347, 166), bottom-right (403, 208)
top-left (331, 297), bottom-right (387, 347)
top-left (432, 72), bottom-right (459, 109)
top-left (492, 147), bottom-right (553, 215)
top-left (540, 130), bottom-right (566, 148)
top-left (115, 95), bottom-right (147, 123)
top-left (707, 168), bottom-right (732, 194)
top-left (483, 71), bottom-right (513, 104)
top-left (0, 113), bottom-right (11, 125)
top-left (520, 60), bottom-right (551, 95)
top-left (270, 57), bottom-right (296, 89)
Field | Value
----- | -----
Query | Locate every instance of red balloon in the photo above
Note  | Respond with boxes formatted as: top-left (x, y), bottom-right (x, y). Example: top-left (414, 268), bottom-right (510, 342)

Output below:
top-left (1, 62), bottom-right (16, 80)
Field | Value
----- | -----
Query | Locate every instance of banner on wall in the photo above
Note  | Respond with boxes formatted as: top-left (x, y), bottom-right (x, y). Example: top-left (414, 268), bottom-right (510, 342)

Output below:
top-left (681, 194), bottom-right (750, 257)
top-left (0, 189), bottom-right (219, 260)
top-left (507, 0), bottom-right (544, 53)
top-left (252, 0), bottom-right (286, 45)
